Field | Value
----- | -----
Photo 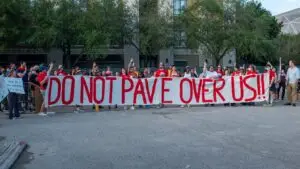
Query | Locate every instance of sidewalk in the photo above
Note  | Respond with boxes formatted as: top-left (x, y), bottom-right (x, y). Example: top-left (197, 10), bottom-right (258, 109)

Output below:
top-left (0, 137), bottom-right (27, 169)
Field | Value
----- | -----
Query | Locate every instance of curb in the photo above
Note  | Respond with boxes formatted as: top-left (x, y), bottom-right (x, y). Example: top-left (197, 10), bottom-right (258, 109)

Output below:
top-left (0, 141), bottom-right (27, 169)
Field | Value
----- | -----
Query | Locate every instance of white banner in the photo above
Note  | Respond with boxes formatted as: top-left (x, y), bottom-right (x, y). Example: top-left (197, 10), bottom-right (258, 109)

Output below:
top-left (45, 74), bottom-right (270, 107)
top-left (0, 76), bottom-right (9, 102)
top-left (4, 77), bottom-right (25, 94)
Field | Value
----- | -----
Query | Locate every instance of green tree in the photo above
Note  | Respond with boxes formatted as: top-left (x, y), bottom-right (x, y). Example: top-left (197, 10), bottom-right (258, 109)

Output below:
top-left (234, 0), bottom-right (282, 64)
top-left (181, 0), bottom-right (236, 65)
top-left (81, 0), bottom-right (132, 58)
top-left (182, 0), bottom-right (282, 66)
top-left (0, 0), bottom-right (31, 49)
top-left (277, 34), bottom-right (300, 64)
top-left (27, 0), bottom-right (83, 68)
top-left (125, 0), bottom-right (174, 67)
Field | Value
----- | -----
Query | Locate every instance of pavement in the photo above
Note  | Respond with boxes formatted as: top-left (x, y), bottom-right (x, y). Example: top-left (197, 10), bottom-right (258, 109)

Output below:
top-left (1, 103), bottom-right (300, 169)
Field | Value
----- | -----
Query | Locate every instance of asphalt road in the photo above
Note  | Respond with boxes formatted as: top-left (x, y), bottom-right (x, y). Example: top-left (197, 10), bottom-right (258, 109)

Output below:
top-left (1, 105), bottom-right (300, 169)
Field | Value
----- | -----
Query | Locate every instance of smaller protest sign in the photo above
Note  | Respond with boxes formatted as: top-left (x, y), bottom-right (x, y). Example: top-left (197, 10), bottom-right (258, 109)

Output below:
top-left (0, 76), bottom-right (9, 102)
top-left (4, 77), bottom-right (25, 94)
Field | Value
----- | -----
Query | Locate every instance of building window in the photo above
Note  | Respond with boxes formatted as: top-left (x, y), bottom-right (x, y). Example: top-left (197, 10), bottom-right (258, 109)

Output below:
top-left (173, 0), bottom-right (186, 15)
top-left (174, 30), bottom-right (187, 48)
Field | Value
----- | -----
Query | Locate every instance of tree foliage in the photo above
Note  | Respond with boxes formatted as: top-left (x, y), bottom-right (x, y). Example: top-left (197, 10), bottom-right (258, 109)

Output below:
top-left (128, 0), bottom-right (174, 67)
top-left (277, 34), bottom-right (300, 64)
top-left (181, 0), bottom-right (282, 65)
top-left (234, 0), bottom-right (282, 64)
top-left (0, 0), bottom-right (31, 48)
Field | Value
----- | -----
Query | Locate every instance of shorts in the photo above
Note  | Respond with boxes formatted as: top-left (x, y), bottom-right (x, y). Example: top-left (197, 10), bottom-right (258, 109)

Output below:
top-left (270, 83), bottom-right (276, 92)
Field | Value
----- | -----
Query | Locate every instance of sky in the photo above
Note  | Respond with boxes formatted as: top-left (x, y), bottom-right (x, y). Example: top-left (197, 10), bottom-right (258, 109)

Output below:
top-left (259, 0), bottom-right (300, 15)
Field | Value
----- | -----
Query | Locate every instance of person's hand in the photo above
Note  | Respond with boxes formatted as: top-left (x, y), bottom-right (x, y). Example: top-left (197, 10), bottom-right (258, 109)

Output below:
top-left (49, 63), bottom-right (54, 69)
top-left (93, 62), bottom-right (97, 67)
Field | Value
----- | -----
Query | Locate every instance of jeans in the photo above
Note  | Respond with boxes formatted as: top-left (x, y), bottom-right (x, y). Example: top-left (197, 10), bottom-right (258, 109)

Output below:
top-left (21, 85), bottom-right (29, 110)
top-left (277, 82), bottom-right (286, 100)
top-left (7, 93), bottom-right (20, 119)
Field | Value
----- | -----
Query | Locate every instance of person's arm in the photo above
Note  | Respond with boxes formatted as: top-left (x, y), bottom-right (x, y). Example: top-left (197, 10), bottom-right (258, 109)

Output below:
top-left (286, 68), bottom-right (290, 84)
top-left (296, 68), bottom-right (300, 80)
top-left (17, 66), bottom-right (27, 78)
top-left (47, 63), bottom-right (53, 76)
top-left (267, 61), bottom-right (273, 69)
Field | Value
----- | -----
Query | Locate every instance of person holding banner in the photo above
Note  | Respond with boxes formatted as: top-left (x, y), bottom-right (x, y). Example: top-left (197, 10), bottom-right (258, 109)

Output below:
top-left (155, 62), bottom-right (168, 108)
top-left (7, 69), bottom-right (20, 120)
top-left (169, 65), bottom-right (180, 77)
top-left (264, 62), bottom-right (277, 106)
top-left (181, 66), bottom-right (192, 108)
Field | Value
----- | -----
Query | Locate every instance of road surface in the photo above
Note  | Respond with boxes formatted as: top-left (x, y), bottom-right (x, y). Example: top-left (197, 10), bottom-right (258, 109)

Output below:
top-left (1, 105), bottom-right (300, 169)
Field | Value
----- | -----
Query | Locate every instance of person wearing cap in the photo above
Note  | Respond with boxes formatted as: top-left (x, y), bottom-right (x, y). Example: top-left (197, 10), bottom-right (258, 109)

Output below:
top-left (37, 63), bottom-right (53, 116)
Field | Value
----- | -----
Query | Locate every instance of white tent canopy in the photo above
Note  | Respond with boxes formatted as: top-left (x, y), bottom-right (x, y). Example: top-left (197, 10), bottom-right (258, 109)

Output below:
top-left (276, 8), bottom-right (300, 35)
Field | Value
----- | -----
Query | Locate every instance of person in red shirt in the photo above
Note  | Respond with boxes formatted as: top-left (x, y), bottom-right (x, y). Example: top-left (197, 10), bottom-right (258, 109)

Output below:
top-left (57, 65), bottom-right (67, 76)
top-left (216, 65), bottom-right (225, 77)
top-left (105, 66), bottom-right (112, 76)
top-left (37, 63), bottom-right (53, 116)
top-left (232, 66), bottom-right (241, 76)
top-left (155, 62), bottom-right (168, 77)
top-left (264, 63), bottom-right (277, 106)
top-left (246, 65), bottom-right (257, 75)
top-left (120, 68), bottom-right (128, 78)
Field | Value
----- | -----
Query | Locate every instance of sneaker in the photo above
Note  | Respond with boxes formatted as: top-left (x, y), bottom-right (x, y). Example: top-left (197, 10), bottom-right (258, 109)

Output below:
top-left (284, 103), bottom-right (292, 106)
top-left (38, 112), bottom-right (47, 116)
top-left (130, 106), bottom-right (135, 110)
top-left (292, 104), bottom-right (296, 107)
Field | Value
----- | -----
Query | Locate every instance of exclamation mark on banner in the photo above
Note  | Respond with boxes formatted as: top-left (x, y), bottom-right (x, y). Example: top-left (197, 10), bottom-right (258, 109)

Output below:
top-left (261, 74), bottom-right (266, 100)
top-left (257, 75), bottom-right (261, 99)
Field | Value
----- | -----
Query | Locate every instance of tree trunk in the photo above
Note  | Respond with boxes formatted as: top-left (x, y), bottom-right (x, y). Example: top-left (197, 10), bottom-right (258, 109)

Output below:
top-left (215, 56), bottom-right (221, 66)
top-left (63, 43), bottom-right (72, 68)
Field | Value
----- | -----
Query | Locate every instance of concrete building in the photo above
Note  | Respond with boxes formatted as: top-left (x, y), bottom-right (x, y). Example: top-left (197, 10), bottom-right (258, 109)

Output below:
top-left (0, 0), bottom-right (235, 68)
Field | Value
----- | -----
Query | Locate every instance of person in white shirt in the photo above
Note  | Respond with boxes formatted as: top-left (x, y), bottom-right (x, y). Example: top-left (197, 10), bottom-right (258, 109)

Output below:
top-left (285, 60), bottom-right (300, 106)
top-left (206, 66), bottom-right (219, 79)
top-left (183, 66), bottom-right (192, 78)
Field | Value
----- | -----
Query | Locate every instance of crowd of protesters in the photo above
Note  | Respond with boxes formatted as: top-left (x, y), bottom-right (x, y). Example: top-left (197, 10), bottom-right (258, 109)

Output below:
top-left (0, 58), bottom-right (299, 120)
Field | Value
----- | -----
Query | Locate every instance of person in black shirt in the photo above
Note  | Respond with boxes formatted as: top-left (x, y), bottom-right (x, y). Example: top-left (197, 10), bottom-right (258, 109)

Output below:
top-left (277, 69), bottom-right (286, 100)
